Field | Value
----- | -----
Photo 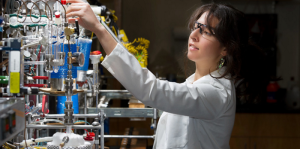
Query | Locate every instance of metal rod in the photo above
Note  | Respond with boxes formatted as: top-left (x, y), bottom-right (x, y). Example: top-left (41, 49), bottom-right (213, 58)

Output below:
top-left (103, 135), bottom-right (155, 139)
top-left (100, 110), bottom-right (104, 149)
top-left (47, 71), bottom-right (51, 88)
top-left (36, 61), bottom-right (39, 110)
top-left (27, 117), bottom-right (32, 139)
top-left (94, 129), bottom-right (99, 149)
top-left (20, 49), bottom-right (24, 87)
top-left (99, 19), bottom-right (121, 43)
top-left (16, 133), bottom-right (20, 149)
top-left (23, 61), bottom-right (46, 65)
top-left (2, 92), bottom-right (48, 96)
top-left (96, 93), bottom-right (99, 113)
top-left (84, 90), bottom-right (129, 93)
top-left (154, 108), bottom-right (157, 134)
top-left (15, 90), bottom-right (129, 95)
top-left (26, 125), bottom-right (102, 129)
top-left (84, 94), bottom-right (87, 134)
top-left (32, 114), bottom-right (99, 119)
top-left (39, 53), bottom-right (45, 98)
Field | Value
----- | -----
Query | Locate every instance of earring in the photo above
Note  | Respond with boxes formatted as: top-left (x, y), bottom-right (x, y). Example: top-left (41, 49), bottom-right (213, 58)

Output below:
top-left (218, 58), bottom-right (225, 69)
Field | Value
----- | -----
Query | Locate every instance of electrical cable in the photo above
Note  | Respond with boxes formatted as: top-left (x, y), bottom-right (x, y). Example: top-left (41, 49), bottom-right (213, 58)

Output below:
top-left (90, 32), bottom-right (93, 40)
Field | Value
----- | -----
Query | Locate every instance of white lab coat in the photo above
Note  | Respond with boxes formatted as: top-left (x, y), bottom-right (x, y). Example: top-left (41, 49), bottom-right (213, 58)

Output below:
top-left (102, 44), bottom-right (236, 149)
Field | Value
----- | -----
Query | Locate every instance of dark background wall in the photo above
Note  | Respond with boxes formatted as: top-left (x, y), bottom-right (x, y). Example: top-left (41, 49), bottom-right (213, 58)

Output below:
top-left (119, 0), bottom-right (300, 87)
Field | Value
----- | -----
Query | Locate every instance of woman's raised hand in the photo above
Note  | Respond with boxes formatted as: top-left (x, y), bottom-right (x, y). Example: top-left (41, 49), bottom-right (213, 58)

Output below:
top-left (66, 0), bottom-right (102, 33)
top-left (66, 0), bottom-right (117, 55)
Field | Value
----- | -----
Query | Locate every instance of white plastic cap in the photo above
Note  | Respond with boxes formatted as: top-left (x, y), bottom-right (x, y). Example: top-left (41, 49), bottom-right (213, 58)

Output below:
top-left (89, 54), bottom-right (102, 64)
top-left (91, 6), bottom-right (102, 15)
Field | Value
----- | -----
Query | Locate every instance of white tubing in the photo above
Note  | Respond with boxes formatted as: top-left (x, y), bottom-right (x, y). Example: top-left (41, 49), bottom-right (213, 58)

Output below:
top-left (91, 6), bottom-right (102, 15)
top-left (23, 61), bottom-right (46, 65)
top-left (21, 40), bottom-right (41, 50)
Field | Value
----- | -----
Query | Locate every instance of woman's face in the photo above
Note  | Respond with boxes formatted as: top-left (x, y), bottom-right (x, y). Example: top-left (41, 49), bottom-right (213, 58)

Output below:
top-left (187, 12), bottom-right (226, 67)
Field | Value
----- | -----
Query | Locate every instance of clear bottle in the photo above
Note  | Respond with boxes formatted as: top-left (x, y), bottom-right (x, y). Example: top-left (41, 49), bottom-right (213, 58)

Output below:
top-left (60, 0), bottom-right (67, 24)
top-left (286, 77), bottom-right (300, 110)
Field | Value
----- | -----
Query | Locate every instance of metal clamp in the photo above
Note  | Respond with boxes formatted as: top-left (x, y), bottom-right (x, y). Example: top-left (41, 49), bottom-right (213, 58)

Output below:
top-left (60, 136), bottom-right (69, 147)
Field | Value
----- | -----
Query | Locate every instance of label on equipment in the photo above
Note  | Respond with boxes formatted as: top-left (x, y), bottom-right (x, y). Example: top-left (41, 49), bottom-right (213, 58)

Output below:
top-left (10, 72), bottom-right (20, 93)
top-left (9, 51), bottom-right (20, 93)
top-left (9, 51), bottom-right (20, 72)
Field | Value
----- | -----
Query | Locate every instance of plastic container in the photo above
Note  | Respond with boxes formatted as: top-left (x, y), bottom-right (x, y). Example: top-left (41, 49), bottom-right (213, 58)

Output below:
top-left (285, 77), bottom-right (300, 110)
top-left (54, 12), bottom-right (61, 25)
top-left (84, 132), bottom-right (95, 149)
top-left (77, 38), bottom-right (92, 71)
top-left (77, 38), bottom-right (92, 83)
top-left (267, 81), bottom-right (280, 103)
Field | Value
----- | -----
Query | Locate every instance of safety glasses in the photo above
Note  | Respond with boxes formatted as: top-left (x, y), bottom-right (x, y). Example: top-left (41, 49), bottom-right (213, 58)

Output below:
top-left (192, 21), bottom-right (216, 41)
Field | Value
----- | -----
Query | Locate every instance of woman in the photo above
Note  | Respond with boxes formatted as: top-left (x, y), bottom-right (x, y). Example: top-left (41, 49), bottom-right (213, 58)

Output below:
top-left (66, 1), bottom-right (267, 148)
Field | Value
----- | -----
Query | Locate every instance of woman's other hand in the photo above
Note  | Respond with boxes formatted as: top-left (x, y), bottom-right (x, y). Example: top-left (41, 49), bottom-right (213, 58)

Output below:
top-left (66, 0), bottom-right (102, 33)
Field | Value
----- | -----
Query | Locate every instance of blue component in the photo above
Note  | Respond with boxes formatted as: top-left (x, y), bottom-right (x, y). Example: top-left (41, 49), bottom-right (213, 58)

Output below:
top-left (77, 38), bottom-right (92, 71)
top-left (0, 16), bottom-right (3, 25)
top-left (52, 36), bottom-right (57, 38)
top-left (57, 94), bottom-right (79, 114)
top-left (104, 118), bottom-right (109, 134)
top-left (52, 41), bottom-right (57, 44)
top-left (2, 39), bottom-right (21, 51)
top-left (51, 43), bottom-right (77, 78)
top-left (0, 27), bottom-right (3, 32)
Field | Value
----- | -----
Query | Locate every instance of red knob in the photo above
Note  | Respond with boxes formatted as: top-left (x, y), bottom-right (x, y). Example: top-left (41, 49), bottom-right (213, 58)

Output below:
top-left (61, 0), bottom-right (66, 5)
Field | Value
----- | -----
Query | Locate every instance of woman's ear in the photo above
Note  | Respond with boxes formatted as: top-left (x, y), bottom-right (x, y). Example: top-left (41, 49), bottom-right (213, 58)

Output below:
top-left (221, 47), bottom-right (227, 57)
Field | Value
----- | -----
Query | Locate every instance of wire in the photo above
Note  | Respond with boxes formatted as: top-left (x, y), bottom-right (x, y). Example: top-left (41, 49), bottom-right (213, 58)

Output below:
top-left (75, 120), bottom-right (91, 125)
top-left (90, 32), bottom-right (94, 40)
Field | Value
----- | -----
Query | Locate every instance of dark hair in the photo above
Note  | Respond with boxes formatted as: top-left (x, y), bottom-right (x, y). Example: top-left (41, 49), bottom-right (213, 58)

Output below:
top-left (187, 3), bottom-right (269, 102)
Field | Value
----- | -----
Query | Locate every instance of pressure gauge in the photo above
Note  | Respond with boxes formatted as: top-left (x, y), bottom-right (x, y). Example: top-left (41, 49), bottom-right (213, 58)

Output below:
top-left (72, 52), bottom-right (85, 67)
